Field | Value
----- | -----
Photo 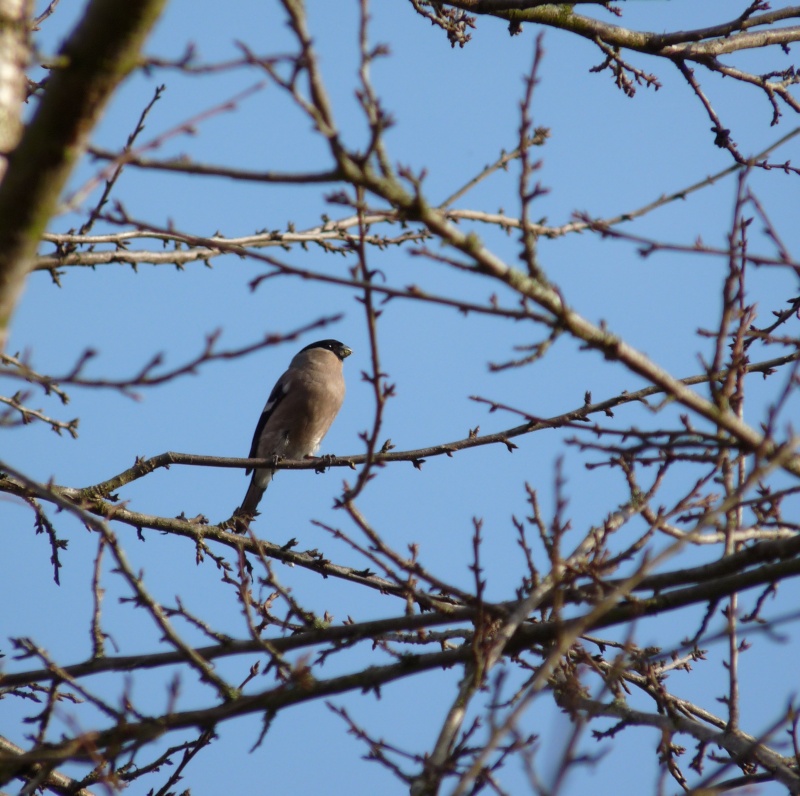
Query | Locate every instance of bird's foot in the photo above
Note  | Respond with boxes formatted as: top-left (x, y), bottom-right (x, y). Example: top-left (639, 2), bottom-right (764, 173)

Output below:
top-left (310, 452), bottom-right (336, 474)
top-left (176, 512), bottom-right (209, 525)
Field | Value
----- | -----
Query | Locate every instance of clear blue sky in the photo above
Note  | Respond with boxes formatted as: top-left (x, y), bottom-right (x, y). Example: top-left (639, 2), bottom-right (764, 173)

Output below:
top-left (4, 1), bottom-right (800, 793)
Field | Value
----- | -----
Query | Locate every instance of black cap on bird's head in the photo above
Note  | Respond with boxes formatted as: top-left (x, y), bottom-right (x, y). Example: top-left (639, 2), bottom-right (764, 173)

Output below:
top-left (300, 339), bottom-right (353, 361)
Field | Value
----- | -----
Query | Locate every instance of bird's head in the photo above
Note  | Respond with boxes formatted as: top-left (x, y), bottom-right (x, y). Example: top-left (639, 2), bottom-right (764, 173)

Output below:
top-left (300, 339), bottom-right (352, 361)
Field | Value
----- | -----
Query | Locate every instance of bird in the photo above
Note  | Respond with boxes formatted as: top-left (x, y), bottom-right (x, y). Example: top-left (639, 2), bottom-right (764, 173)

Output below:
top-left (232, 339), bottom-right (352, 529)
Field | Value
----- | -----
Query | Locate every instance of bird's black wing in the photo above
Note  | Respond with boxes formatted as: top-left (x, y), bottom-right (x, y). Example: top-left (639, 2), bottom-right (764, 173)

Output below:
top-left (246, 376), bottom-right (290, 473)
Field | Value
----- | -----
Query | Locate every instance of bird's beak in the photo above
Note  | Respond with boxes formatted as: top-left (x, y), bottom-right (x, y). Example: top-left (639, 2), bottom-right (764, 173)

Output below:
top-left (341, 345), bottom-right (353, 359)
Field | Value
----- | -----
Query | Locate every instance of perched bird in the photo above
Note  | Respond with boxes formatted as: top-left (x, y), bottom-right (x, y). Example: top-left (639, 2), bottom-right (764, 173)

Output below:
top-left (233, 339), bottom-right (352, 528)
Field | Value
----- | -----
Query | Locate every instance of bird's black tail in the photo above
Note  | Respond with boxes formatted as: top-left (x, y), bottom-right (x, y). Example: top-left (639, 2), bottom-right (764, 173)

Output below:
top-left (230, 470), bottom-right (273, 532)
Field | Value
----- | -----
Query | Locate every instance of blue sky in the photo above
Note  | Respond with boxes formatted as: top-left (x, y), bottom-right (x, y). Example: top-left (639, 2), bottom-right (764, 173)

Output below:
top-left (4, 1), bottom-right (800, 793)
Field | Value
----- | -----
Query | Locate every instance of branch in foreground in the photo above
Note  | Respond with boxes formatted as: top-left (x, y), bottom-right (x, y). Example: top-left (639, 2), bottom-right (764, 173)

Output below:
top-left (0, 734), bottom-right (96, 796)
top-left (0, 0), bottom-right (169, 350)
top-left (6, 478), bottom-right (800, 691)
top-left (5, 548), bottom-right (800, 781)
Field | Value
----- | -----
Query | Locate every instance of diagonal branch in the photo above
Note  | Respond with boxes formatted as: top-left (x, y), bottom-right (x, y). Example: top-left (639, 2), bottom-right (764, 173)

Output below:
top-left (0, 0), bottom-right (168, 349)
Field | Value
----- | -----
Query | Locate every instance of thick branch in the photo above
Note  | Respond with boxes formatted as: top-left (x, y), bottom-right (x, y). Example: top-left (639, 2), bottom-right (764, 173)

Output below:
top-left (445, 2), bottom-right (800, 59)
top-left (0, 0), bottom-right (167, 348)
top-left (0, 0), bottom-right (30, 181)
top-left (0, 734), bottom-right (96, 796)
